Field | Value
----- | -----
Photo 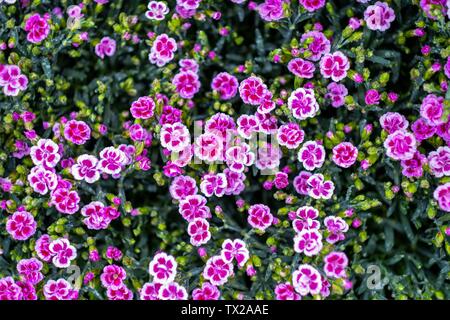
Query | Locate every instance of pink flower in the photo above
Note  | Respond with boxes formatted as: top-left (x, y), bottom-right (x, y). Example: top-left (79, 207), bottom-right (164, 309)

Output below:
top-left (149, 34), bottom-right (177, 67)
top-left (323, 252), bottom-right (348, 278)
top-left (300, 0), bottom-right (326, 12)
top-left (292, 206), bottom-right (320, 233)
top-left (17, 281), bottom-right (37, 300)
top-left (130, 96), bottom-right (156, 119)
top-left (258, 0), bottom-right (284, 21)
top-left (98, 146), bottom-right (127, 175)
top-left (319, 51), bottom-right (350, 82)
top-left (401, 151), bottom-right (426, 178)
top-left (6, 211), bottom-right (36, 241)
top-left (225, 143), bottom-right (255, 172)
top-left (158, 282), bottom-right (188, 300)
top-left (95, 37), bottom-right (117, 59)
top-left (364, 2), bottom-right (396, 32)
top-left (50, 187), bottom-right (80, 214)
top-left (220, 239), bottom-right (249, 268)
top-left (365, 89), bottom-right (381, 105)
top-left (43, 279), bottom-right (78, 300)
top-left (239, 76), bottom-right (268, 105)
top-left (30, 139), bottom-right (61, 168)
top-left (172, 70), bottom-right (201, 99)
top-left (63, 120), bottom-right (91, 145)
top-left (0, 64), bottom-right (28, 96)
top-left (192, 282), bottom-right (221, 300)
top-left (81, 201), bottom-right (111, 230)
top-left (277, 123), bottom-right (305, 149)
top-left (411, 118), bottom-right (436, 141)
top-left (27, 165), bottom-right (58, 195)
top-left (179, 58), bottom-right (199, 73)
top-left (160, 122), bottom-right (191, 152)
top-left (149, 252), bottom-right (178, 284)
top-left (445, 57), bottom-right (450, 79)
top-left (420, 94), bottom-right (445, 125)
top-left (49, 238), bottom-right (77, 268)
top-left (324, 216), bottom-right (349, 244)
top-left (140, 282), bottom-right (162, 300)
top-left (292, 264), bottom-right (322, 296)
top-left (434, 183), bottom-right (450, 212)
top-left (307, 173), bottom-right (335, 200)
top-left (384, 130), bottom-right (417, 161)
top-left (200, 173), bottom-right (228, 197)
top-left (298, 141), bottom-right (326, 171)
top-left (107, 284), bottom-right (133, 300)
top-left (0, 277), bottom-right (22, 300)
top-left (17, 258), bottom-right (44, 285)
top-left (224, 169), bottom-right (246, 195)
top-left (274, 171), bottom-right (289, 189)
top-left (379, 112), bottom-right (409, 134)
top-left (203, 256), bottom-right (233, 286)
top-left (428, 146), bottom-right (450, 178)
top-left (247, 204), bottom-right (274, 231)
top-left (106, 246), bottom-right (123, 261)
top-left (187, 218), bottom-right (211, 246)
top-left (288, 88), bottom-right (319, 120)
top-left (178, 194), bottom-right (211, 221)
top-left (237, 114), bottom-right (260, 139)
top-left (275, 283), bottom-right (301, 300)
top-left (35, 234), bottom-right (53, 262)
top-left (294, 229), bottom-right (323, 256)
top-left (194, 132), bottom-right (223, 162)
top-left (300, 31), bottom-right (330, 61)
top-left (293, 171), bottom-right (312, 195)
top-left (170, 175), bottom-right (198, 200)
top-left (256, 112), bottom-right (278, 134)
top-left (205, 112), bottom-right (236, 136)
top-left (257, 90), bottom-right (276, 114)
top-left (211, 72), bottom-right (239, 100)
top-left (326, 82), bottom-right (348, 108)
top-left (146, 1), bottom-right (170, 20)
top-left (71, 154), bottom-right (101, 183)
top-left (24, 13), bottom-right (50, 44)
top-left (100, 265), bottom-right (127, 289)
top-left (332, 142), bottom-right (358, 168)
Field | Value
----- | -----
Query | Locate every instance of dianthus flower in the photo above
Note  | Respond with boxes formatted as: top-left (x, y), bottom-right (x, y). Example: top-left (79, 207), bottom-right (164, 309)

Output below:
top-left (247, 204), bottom-right (273, 231)
top-left (288, 88), bottom-right (319, 120)
top-left (0, 64), bottom-right (28, 96)
top-left (319, 51), bottom-right (350, 82)
top-left (298, 141), bottom-right (326, 171)
top-left (384, 130), bottom-right (417, 161)
top-left (211, 72), bottom-right (239, 100)
top-left (149, 252), bottom-right (178, 284)
top-left (63, 120), bottom-right (91, 145)
top-left (24, 13), bottom-right (50, 44)
top-left (203, 256), bottom-right (233, 286)
top-left (332, 142), bottom-right (358, 168)
top-left (364, 2), bottom-right (396, 31)
top-left (323, 252), bottom-right (348, 278)
top-left (95, 37), bottom-right (117, 59)
top-left (292, 264), bottom-right (322, 296)
top-left (6, 210), bottom-right (36, 241)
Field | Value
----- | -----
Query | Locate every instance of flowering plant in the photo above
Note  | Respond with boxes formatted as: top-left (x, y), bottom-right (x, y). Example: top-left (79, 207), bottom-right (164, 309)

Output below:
top-left (0, 0), bottom-right (449, 300)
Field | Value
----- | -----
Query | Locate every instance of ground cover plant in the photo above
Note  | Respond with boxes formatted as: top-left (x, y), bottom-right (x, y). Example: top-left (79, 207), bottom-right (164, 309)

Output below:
top-left (0, 0), bottom-right (449, 300)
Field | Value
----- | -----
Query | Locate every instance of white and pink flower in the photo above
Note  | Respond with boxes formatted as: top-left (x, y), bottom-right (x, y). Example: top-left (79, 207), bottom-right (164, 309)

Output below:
top-left (49, 238), bottom-right (77, 268)
top-left (294, 229), bottom-right (323, 256)
top-left (27, 165), bottom-right (57, 195)
top-left (288, 88), bottom-right (319, 120)
top-left (292, 264), bottom-right (322, 296)
top-left (247, 204), bottom-right (274, 231)
top-left (307, 173), bottom-right (335, 200)
top-left (149, 252), bottom-right (178, 284)
top-left (98, 146), bottom-right (127, 175)
top-left (71, 154), bottom-right (101, 183)
top-left (319, 51), bottom-right (350, 82)
top-left (203, 256), bottom-right (233, 286)
top-left (298, 141), bottom-right (326, 171)
top-left (200, 173), bottom-right (227, 197)
top-left (220, 239), bottom-right (250, 268)
top-left (30, 139), bottom-right (61, 168)
top-left (277, 123), bottom-right (305, 149)
top-left (160, 122), bottom-right (191, 152)
top-left (187, 218), bottom-right (211, 246)
top-left (332, 142), bottom-right (358, 168)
